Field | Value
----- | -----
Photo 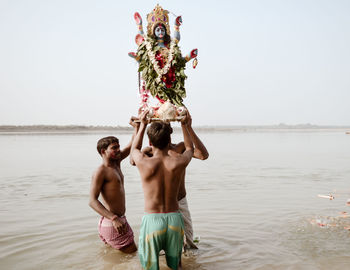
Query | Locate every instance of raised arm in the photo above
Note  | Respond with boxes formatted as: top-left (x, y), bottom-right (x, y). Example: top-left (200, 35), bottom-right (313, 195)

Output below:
top-left (131, 110), bottom-right (149, 165)
top-left (186, 112), bottom-right (209, 160)
top-left (120, 116), bottom-right (139, 160)
top-left (174, 16), bottom-right (182, 42)
top-left (184, 49), bottom-right (198, 63)
top-left (128, 12), bottom-right (145, 61)
top-left (134, 12), bottom-right (144, 36)
top-left (180, 114), bottom-right (194, 164)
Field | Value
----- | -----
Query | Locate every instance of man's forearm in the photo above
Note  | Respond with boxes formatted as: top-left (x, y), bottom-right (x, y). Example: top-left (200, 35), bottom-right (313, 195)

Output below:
top-left (187, 125), bottom-right (209, 160)
top-left (127, 126), bottom-right (138, 149)
top-left (122, 127), bottom-right (139, 159)
top-left (129, 125), bottom-right (141, 164)
top-left (131, 123), bottom-right (146, 151)
top-left (182, 123), bottom-right (193, 151)
top-left (89, 199), bottom-right (116, 220)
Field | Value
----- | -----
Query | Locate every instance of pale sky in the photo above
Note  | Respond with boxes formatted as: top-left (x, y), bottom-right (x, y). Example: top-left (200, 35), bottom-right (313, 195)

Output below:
top-left (0, 0), bottom-right (349, 126)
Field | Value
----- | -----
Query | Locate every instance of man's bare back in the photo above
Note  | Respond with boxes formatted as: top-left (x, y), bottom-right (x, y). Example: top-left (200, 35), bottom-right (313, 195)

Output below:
top-left (142, 126), bottom-right (208, 201)
top-left (142, 143), bottom-right (187, 200)
top-left (136, 146), bottom-right (190, 213)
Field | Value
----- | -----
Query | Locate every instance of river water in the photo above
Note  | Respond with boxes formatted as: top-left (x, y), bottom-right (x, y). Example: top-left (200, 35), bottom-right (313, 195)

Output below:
top-left (1, 130), bottom-right (350, 269)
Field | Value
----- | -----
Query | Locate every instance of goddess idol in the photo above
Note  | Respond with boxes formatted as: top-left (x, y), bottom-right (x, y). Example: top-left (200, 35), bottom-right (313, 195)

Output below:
top-left (128, 4), bottom-right (198, 121)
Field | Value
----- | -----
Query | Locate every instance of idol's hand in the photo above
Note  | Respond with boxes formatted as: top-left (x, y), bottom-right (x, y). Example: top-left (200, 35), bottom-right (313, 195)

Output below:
top-left (184, 49), bottom-right (198, 62)
top-left (190, 49), bottom-right (198, 59)
top-left (134, 12), bottom-right (142, 25)
top-left (175, 16), bottom-right (182, 26)
top-left (135, 34), bottom-right (144, 46)
top-left (128, 52), bottom-right (136, 58)
top-left (128, 52), bottom-right (140, 62)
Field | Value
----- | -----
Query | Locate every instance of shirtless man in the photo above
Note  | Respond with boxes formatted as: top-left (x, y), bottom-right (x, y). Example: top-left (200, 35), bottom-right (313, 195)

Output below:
top-left (89, 118), bottom-right (138, 253)
top-left (131, 110), bottom-right (193, 270)
top-left (136, 111), bottom-right (208, 249)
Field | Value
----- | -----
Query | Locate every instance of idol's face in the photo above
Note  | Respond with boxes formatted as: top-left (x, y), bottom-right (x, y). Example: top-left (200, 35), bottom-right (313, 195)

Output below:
top-left (154, 25), bottom-right (165, 39)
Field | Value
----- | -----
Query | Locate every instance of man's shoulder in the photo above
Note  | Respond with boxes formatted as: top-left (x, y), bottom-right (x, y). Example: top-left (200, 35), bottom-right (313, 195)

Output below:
top-left (94, 164), bottom-right (122, 183)
top-left (165, 152), bottom-right (189, 167)
top-left (95, 164), bottom-right (118, 175)
top-left (93, 164), bottom-right (106, 177)
top-left (170, 142), bottom-right (185, 153)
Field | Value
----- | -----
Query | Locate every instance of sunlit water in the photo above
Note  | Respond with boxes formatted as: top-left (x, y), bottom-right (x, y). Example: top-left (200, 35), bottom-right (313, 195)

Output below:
top-left (1, 130), bottom-right (350, 270)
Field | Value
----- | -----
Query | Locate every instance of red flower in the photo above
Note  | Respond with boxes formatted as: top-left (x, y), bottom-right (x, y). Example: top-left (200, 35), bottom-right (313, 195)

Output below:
top-left (154, 51), bottom-right (176, 88)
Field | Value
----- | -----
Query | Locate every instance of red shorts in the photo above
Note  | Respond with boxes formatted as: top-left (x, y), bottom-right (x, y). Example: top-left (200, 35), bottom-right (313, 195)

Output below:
top-left (98, 216), bottom-right (134, 250)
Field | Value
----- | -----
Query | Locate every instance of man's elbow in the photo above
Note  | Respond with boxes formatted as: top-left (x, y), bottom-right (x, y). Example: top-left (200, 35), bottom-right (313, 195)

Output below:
top-left (187, 148), bottom-right (194, 158)
top-left (201, 152), bottom-right (209, 160)
top-left (88, 198), bottom-right (96, 209)
top-left (88, 200), bottom-right (93, 208)
top-left (194, 150), bottom-right (209, 160)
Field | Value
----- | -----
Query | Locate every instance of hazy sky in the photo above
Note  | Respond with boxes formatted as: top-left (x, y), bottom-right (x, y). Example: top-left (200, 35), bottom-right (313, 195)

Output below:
top-left (1, 0), bottom-right (349, 126)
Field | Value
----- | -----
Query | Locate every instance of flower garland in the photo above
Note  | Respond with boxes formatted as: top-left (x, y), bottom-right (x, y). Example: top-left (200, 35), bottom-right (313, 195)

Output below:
top-left (145, 39), bottom-right (176, 83)
top-left (136, 37), bottom-right (187, 106)
top-left (139, 81), bottom-right (150, 109)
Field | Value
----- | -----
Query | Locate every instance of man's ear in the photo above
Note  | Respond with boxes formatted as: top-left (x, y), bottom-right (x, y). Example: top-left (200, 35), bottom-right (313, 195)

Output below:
top-left (101, 148), bottom-right (106, 155)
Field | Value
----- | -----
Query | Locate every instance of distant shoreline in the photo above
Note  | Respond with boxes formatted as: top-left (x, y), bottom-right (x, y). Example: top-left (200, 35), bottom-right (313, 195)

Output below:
top-left (0, 125), bottom-right (349, 134)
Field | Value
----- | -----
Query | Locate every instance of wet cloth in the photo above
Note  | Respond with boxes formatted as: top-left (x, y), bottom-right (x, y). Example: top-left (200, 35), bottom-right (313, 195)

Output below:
top-left (178, 196), bottom-right (197, 249)
top-left (98, 216), bottom-right (134, 250)
top-left (139, 212), bottom-right (184, 270)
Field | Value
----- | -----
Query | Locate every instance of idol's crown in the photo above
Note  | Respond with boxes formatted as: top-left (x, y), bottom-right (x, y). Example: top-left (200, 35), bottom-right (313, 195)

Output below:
top-left (147, 4), bottom-right (170, 37)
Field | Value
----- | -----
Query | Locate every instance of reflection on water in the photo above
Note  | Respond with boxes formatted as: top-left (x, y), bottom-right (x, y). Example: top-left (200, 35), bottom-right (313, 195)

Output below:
top-left (1, 131), bottom-right (350, 269)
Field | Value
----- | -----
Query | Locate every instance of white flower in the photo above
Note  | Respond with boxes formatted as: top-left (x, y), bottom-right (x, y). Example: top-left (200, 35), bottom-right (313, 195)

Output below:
top-left (144, 38), bottom-right (177, 79)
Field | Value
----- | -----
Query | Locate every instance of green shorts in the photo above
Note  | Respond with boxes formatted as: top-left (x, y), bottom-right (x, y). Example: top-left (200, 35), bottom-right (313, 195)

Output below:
top-left (138, 212), bottom-right (184, 270)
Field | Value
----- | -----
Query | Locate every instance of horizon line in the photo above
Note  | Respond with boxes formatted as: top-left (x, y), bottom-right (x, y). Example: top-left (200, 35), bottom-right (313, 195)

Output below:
top-left (1, 124), bottom-right (350, 129)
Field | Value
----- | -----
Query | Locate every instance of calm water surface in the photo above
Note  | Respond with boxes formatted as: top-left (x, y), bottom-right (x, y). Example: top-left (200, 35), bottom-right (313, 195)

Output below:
top-left (1, 130), bottom-right (350, 270)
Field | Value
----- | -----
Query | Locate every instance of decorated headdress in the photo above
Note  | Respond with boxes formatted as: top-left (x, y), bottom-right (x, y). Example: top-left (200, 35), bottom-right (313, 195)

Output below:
top-left (146, 4), bottom-right (170, 37)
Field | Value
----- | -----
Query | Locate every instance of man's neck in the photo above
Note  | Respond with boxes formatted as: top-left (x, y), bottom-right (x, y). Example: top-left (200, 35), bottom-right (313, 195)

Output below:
top-left (152, 145), bottom-right (170, 156)
top-left (103, 158), bottom-right (120, 168)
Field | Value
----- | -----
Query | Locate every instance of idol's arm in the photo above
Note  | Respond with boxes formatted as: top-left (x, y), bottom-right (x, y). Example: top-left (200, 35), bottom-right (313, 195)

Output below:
top-left (134, 12), bottom-right (144, 36)
top-left (184, 49), bottom-right (198, 63)
top-left (174, 16), bottom-right (182, 42)
top-left (128, 12), bottom-right (145, 61)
